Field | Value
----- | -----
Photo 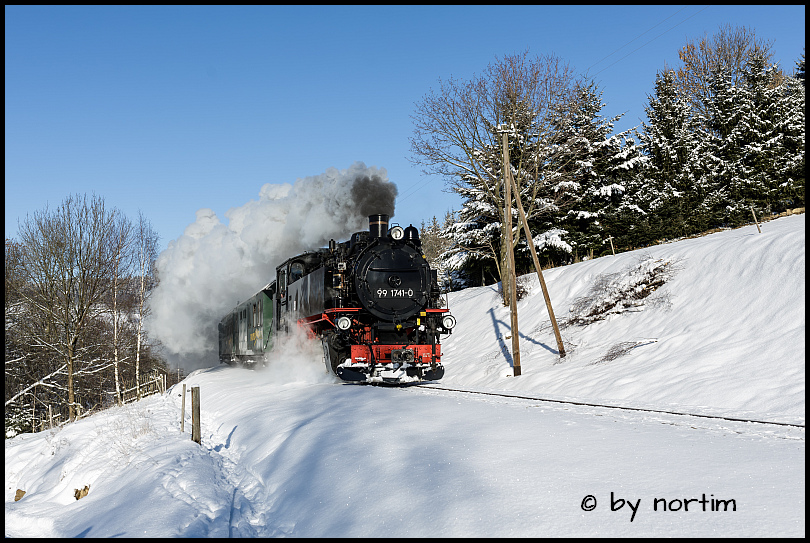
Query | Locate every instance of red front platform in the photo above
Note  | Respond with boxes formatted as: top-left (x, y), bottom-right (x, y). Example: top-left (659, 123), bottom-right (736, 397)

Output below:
top-left (349, 343), bottom-right (441, 365)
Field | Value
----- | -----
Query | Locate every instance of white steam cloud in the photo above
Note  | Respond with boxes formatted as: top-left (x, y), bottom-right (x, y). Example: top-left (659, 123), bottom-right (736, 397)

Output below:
top-left (257, 325), bottom-right (338, 385)
top-left (147, 162), bottom-right (397, 371)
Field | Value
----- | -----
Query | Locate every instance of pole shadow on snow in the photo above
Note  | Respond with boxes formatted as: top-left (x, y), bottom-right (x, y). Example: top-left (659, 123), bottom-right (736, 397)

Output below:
top-left (487, 308), bottom-right (559, 368)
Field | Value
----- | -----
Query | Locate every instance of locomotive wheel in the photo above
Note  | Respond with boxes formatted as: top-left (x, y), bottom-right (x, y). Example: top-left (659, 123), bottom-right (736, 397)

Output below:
top-left (321, 332), bottom-right (348, 376)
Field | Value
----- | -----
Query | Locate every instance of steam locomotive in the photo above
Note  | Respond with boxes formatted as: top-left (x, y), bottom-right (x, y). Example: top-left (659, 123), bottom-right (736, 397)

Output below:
top-left (218, 214), bottom-right (456, 383)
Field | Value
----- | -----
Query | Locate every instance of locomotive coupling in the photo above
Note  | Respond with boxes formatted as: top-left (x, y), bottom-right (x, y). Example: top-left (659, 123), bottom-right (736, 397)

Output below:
top-left (391, 348), bottom-right (416, 364)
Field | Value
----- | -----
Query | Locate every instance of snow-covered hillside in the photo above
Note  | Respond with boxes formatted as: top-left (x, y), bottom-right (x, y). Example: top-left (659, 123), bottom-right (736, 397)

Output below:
top-left (442, 213), bottom-right (805, 422)
top-left (5, 215), bottom-right (805, 537)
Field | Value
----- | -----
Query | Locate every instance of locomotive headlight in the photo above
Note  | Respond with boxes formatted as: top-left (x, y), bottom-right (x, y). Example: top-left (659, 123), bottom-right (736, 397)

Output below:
top-left (389, 226), bottom-right (404, 240)
top-left (336, 316), bottom-right (352, 330)
top-left (442, 315), bottom-right (456, 329)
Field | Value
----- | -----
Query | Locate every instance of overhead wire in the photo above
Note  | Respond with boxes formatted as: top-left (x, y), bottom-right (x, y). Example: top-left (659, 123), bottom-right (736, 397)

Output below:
top-left (589, 5), bottom-right (710, 78)
top-left (585, 5), bottom-right (690, 74)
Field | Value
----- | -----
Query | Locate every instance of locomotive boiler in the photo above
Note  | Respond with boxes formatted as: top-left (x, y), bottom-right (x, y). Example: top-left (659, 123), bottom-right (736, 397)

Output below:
top-left (218, 214), bottom-right (456, 384)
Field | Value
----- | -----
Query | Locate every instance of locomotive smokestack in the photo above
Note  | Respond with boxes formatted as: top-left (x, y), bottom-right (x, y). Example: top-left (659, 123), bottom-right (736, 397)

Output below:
top-left (368, 214), bottom-right (389, 238)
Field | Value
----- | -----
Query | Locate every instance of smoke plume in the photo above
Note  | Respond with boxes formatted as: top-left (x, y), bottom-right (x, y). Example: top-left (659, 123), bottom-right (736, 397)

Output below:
top-left (147, 162), bottom-right (397, 371)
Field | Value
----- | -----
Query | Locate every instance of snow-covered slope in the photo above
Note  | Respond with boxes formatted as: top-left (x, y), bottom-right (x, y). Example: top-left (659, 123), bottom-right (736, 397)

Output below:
top-left (5, 214), bottom-right (805, 537)
top-left (441, 213), bottom-right (805, 422)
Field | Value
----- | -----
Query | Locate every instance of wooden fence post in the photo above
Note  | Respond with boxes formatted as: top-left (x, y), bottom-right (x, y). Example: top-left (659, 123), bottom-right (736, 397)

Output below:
top-left (181, 384), bottom-right (186, 433)
top-left (191, 386), bottom-right (201, 444)
top-left (750, 205), bottom-right (762, 233)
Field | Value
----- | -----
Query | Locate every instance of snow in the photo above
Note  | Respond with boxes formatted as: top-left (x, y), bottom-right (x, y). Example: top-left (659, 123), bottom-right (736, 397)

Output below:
top-left (5, 214), bottom-right (805, 537)
top-left (532, 227), bottom-right (572, 253)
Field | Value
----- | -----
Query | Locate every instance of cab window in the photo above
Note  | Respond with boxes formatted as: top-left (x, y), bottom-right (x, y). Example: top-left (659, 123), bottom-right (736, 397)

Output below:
top-left (278, 271), bottom-right (287, 297)
top-left (290, 261), bottom-right (305, 283)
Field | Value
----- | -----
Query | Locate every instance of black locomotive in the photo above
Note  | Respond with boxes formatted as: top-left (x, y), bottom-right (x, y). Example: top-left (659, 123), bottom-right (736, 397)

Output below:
top-left (218, 214), bottom-right (456, 383)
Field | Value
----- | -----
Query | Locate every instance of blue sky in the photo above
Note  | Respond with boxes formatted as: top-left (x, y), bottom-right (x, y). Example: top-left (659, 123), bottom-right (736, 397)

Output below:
top-left (5, 5), bottom-right (805, 251)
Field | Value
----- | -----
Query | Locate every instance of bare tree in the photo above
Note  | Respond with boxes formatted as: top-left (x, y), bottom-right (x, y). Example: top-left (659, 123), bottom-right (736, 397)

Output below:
top-left (110, 213), bottom-right (135, 405)
top-left (672, 23), bottom-right (784, 119)
top-left (15, 194), bottom-right (120, 421)
top-left (5, 237), bottom-right (72, 431)
top-left (7, 198), bottom-right (169, 433)
top-left (410, 50), bottom-right (582, 304)
top-left (134, 211), bottom-right (160, 400)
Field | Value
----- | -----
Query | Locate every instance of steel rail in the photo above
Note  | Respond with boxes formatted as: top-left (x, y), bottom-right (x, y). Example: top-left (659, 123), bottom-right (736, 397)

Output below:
top-left (418, 385), bottom-right (805, 430)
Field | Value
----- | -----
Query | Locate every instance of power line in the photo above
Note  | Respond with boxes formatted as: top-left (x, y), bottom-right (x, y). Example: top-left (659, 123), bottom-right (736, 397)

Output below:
top-left (396, 169), bottom-right (449, 206)
top-left (585, 5), bottom-right (689, 74)
top-left (590, 6), bottom-right (710, 78)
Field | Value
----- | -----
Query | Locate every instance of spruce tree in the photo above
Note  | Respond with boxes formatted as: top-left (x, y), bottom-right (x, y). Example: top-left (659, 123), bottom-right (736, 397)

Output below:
top-left (776, 74), bottom-right (805, 208)
top-left (733, 52), bottom-right (787, 218)
top-left (636, 70), bottom-right (701, 239)
top-left (695, 52), bottom-right (805, 227)
top-left (544, 82), bottom-right (644, 259)
top-left (689, 64), bottom-right (741, 231)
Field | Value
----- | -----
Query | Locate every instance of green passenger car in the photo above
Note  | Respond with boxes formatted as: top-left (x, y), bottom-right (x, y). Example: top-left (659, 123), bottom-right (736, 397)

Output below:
top-left (218, 282), bottom-right (276, 365)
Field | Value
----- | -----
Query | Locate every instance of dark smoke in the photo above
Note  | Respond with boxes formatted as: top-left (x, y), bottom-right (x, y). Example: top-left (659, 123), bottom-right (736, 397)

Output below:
top-left (351, 174), bottom-right (398, 217)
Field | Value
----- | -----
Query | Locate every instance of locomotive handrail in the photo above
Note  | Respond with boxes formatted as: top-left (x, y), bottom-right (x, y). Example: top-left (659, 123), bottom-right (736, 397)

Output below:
top-left (298, 308), bottom-right (362, 327)
top-left (367, 267), bottom-right (424, 272)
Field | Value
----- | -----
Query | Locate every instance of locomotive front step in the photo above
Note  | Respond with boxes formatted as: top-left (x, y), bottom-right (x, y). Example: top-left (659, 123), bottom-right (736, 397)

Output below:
top-left (334, 359), bottom-right (445, 384)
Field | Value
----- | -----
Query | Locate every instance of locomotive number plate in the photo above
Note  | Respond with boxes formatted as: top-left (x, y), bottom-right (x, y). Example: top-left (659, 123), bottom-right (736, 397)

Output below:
top-left (376, 288), bottom-right (414, 298)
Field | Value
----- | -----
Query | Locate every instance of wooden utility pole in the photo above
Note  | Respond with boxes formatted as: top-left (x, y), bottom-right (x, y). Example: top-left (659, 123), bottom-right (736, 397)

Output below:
top-left (191, 386), bottom-right (201, 444)
top-left (504, 149), bottom-right (567, 359)
top-left (502, 133), bottom-right (521, 376)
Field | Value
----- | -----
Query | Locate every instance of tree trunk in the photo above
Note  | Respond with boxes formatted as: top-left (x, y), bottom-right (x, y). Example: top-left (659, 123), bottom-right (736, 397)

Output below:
top-left (113, 273), bottom-right (122, 405)
top-left (67, 342), bottom-right (75, 422)
top-left (136, 286), bottom-right (143, 401)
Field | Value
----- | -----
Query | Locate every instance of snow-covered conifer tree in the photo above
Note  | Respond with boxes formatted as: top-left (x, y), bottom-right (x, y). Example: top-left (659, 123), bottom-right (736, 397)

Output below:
top-left (793, 49), bottom-right (805, 88)
top-left (421, 212), bottom-right (459, 291)
top-left (636, 69), bottom-right (701, 239)
top-left (410, 51), bottom-right (582, 301)
top-left (688, 64), bottom-right (741, 231)
top-left (776, 72), bottom-right (805, 208)
top-left (539, 82), bottom-right (645, 259)
top-left (692, 52), bottom-right (805, 228)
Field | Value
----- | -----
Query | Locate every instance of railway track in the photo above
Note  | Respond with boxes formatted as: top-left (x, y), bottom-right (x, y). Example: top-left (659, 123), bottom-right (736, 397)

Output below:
top-left (418, 384), bottom-right (805, 431)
